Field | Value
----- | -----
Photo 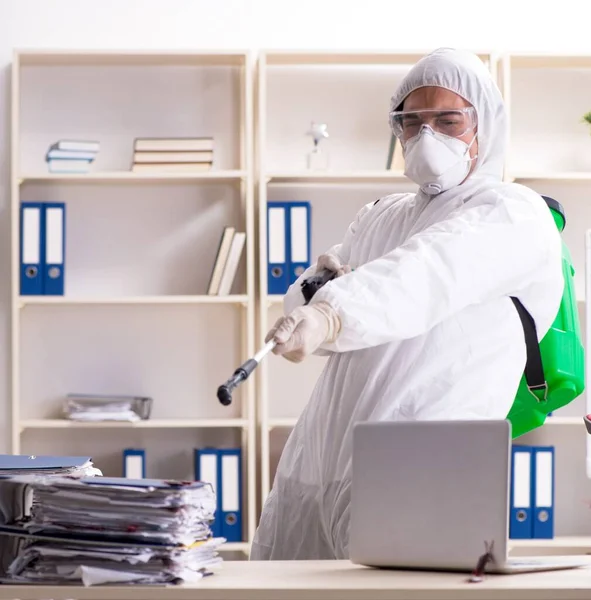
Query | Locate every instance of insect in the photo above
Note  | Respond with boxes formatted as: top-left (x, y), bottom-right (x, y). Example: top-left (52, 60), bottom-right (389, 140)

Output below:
top-left (467, 540), bottom-right (495, 583)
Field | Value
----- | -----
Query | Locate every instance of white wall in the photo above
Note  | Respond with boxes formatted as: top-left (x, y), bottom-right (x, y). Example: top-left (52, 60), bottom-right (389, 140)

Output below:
top-left (3, 0), bottom-right (591, 532)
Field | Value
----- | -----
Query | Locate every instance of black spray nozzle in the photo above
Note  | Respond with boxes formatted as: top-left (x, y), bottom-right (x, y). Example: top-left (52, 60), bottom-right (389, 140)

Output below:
top-left (217, 359), bottom-right (258, 406)
top-left (301, 269), bottom-right (337, 304)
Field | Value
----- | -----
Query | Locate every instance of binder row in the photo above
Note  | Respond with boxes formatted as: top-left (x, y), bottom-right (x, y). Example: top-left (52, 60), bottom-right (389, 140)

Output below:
top-left (267, 201), bottom-right (311, 295)
top-left (510, 444), bottom-right (555, 539)
top-left (20, 202), bottom-right (66, 296)
top-left (123, 447), bottom-right (242, 543)
top-left (21, 199), bottom-right (311, 297)
top-left (194, 448), bottom-right (242, 543)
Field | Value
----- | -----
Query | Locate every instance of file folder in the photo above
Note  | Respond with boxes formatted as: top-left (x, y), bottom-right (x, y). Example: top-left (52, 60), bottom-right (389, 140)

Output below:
top-left (123, 449), bottom-right (146, 479)
top-left (509, 445), bottom-right (533, 539)
top-left (288, 201), bottom-right (311, 284)
top-left (532, 446), bottom-right (554, 539)
top-left (43, 202), bottom-right (65, 295)
top-left (20, 202), bottom-right (44, 295)
top-left (195, 448), bottom-right (221, 537)
top-left (219, 448), bottom-right (242, 542)
top-left (0, 454), bottom-right (92, 472)
top-left (267, 202), bottom-right (289, 295)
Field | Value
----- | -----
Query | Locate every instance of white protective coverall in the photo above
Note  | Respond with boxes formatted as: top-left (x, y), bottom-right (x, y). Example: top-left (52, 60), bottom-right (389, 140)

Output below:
top-left (250, 48), bottom-right (564, 561)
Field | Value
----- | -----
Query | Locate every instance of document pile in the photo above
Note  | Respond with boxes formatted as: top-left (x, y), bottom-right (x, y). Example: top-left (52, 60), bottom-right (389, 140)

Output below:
top-left (0, 455), bottom-right (102, 577)
top-left (1, 477), bottom-right (224, 586)
top-left (63, 394), bottom-right (153, 422)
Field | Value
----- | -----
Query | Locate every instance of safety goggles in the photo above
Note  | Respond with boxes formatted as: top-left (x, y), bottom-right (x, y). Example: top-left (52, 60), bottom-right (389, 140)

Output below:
top-left (389, 107), bottom-right (477, 142)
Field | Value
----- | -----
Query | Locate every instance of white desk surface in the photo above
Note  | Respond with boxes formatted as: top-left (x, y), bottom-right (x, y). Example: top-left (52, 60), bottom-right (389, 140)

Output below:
top-left (3, 559), bottom-right (591, 600)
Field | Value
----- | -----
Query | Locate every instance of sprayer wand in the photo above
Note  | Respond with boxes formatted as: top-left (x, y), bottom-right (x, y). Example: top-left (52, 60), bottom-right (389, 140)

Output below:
top-left (216, 268), bottom-right (337, 406)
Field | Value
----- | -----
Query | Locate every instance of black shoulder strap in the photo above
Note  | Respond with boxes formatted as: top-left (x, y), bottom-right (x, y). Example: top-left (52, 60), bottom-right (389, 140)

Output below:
top-left (510, 297), bottom-right (547, 402)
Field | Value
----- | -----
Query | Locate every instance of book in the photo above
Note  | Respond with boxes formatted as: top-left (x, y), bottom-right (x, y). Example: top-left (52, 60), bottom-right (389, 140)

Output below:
top-left (46, 149), bottom-right (98, 161)
top-left (49, 140), bottom-right (100, 153)
top-left (134, 137), bottom-right (214, 152)
top-left (207, 227), bottom-right (235, 295)
top-left (133, 151), bottom-right (214, 163)
top-left (131, 162), bottom-right (212, 172)
top-left (218, 232), bottom-right (246, 295)
top-left (48, 159), bottom-right (92, 173)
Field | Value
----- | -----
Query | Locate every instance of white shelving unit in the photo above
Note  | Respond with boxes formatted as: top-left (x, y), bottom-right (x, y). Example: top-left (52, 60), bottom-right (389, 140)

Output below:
top-left (255, 49), bottom-right (591, 549)
top-left (11, 50), bottom-right (256, 554)
top-left (11, 48), bottom-right (591, 557)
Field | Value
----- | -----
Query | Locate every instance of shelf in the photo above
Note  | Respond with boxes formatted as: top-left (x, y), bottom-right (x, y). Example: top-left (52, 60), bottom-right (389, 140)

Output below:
top-left (544, 416), bottom-right (585, 426)
top-left (510, 172), bottom-right (591, 182)
top-left (20, 419), bottom-right (249, 430)
top-left (17, 49), bottom-right (249, 67)
top-left (509, 536), bottom-right (591, 556)
top-left (19, 170), bottom-right (247, 184)
top-left (268, 418), bottom-right (298, 429)
top-left (510, 54), bottom-right (591, 69)
top-left (19, 295), bottom-right (249, 306)
top-left (266, 171), bottom-right (410, 185)
top-left (268, 295), bottom-right (285, 306)
top-left (264, 50), bottom-right (491, 66)
top-left (511, 535), bottom-right (591, 548)
top-left (266, 416), bottom-right (584, 430)
top-left (219, 542), bottom-right (250, 553)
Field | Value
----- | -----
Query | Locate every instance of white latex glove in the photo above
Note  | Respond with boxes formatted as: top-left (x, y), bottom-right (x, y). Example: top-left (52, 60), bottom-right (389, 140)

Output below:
top-left (316, 254), bottom-right (352, 278)
top-left (265, 301), bottom-right (341, 363)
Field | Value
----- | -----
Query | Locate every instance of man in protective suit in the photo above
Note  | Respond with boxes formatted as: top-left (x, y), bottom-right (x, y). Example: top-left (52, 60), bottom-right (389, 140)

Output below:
top-left (251, 48), bottom-right (563, 560)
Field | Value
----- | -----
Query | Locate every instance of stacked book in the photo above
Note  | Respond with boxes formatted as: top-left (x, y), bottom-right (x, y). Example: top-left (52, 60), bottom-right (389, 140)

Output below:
top-left (131, 137), bottom-right (214, 173)
top-left (46, 140), bottom-right (100, 174)
top-left (207, 226), bottom-right (246, 295)
top-left (0, 476), bottom-right (223, 586)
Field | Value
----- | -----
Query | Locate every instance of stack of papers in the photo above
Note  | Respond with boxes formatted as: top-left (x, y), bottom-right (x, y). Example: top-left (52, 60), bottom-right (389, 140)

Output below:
top-left (0, 455), bottom-right (102, 577)
top-left (63, 394), bottom-right (153, 422)
top-left (0, 477), bottom-right (224, 586)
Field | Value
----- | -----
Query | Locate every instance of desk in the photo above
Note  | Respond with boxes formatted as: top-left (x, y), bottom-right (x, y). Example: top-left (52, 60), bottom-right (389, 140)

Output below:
top-left (2, 559), bottom-right (591, 600)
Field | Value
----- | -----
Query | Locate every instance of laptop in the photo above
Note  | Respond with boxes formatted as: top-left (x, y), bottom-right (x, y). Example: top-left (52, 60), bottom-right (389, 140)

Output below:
top-left (349, 419), bottom-right (588, 574)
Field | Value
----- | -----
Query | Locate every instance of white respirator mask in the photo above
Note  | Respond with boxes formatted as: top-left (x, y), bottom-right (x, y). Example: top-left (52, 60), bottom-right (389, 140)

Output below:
top-left (403, 125), bottom-right (477, 195)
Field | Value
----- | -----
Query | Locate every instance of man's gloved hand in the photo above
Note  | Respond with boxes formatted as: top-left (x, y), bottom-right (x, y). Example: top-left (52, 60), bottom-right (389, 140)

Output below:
top-left (265, 301), bottom-right (341, 363)
top-left (316, 254), bottom-right (352, 278)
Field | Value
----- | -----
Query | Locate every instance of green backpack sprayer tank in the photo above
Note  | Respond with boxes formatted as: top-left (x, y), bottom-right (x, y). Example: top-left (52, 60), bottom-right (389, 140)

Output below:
top-left (506, 196), bottom-right (585, 438)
